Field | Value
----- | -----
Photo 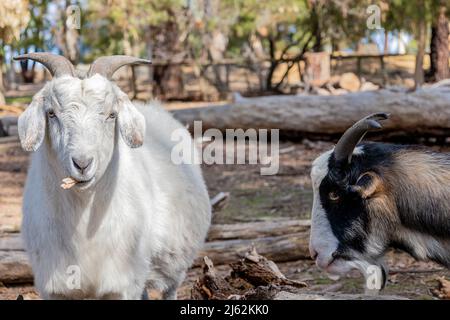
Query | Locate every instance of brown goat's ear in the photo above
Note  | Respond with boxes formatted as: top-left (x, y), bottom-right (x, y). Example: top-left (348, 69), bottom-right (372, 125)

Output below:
top-left (350, 172), bottom-right (383, 199)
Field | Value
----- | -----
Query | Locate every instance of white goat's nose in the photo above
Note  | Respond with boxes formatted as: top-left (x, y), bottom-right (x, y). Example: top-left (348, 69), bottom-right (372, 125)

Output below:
top-left (72, 156), bottom-right (93, 174)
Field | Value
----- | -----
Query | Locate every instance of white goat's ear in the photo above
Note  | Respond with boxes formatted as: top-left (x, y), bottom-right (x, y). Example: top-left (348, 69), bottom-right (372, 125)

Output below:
top-left (18, 95), bottom-right (46, 152)
top-left (117, 94), bottom-right (146, 148)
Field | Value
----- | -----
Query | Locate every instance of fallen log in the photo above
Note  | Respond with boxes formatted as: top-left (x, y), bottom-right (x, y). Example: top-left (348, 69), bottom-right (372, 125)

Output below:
top-left (207, 219), bottom-right (310, 241)
top-left (0, 251), bottom-right (33, 284)
top-left (0, 233), bottom-right (22, 251)
top-left (0, 234), bottom-right (32, 284)
top-left (195, 232), bottom-right (310, 267)
top-left (171, 84), bottom-right (450, 138)
top-left (0, 220), bottom-right (311, 283)
top-left (0, 116), bottom-right (18, 137)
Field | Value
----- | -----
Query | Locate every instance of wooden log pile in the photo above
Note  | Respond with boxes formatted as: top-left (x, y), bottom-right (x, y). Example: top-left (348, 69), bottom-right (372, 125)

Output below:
top-left (0, 219), bottom-right (311, 285)
top-left (0, 234), bottom-right (32, 284)
top-left (191, 247), bottom-right (307, 300)
top-left (0, 115), bottom-right (18, 137)
top-left (191, 247), bottom-right (407, 300)
top-left (196, 219), bottom-right (310, 267)
top-left (0, 220), bottom-right (410, 299)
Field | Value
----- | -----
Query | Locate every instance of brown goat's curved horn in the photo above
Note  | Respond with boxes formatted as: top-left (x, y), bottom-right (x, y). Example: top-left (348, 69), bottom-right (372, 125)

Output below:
top-left (334, 113), bottom-right (389, 164)
top-left (13, 53), bottom-right (75, 78)
top-left (87, 55), bottom-right (152, 79)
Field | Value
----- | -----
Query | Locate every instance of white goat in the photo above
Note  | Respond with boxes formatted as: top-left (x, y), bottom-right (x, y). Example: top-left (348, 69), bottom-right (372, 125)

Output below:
top-left (15, 53), bottom-right (211, 300)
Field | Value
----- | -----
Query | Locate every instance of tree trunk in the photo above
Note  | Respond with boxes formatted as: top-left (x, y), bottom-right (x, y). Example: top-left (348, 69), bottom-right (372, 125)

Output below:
top-left (172, 84), bottom-right (450, 138)
top-left (303, 52), bottom-right (330, 87)
top-left (0, 59), bottom-right (5, 105)
top-left (0, 92), bottom-right (5, 106)
top-left (153, 63), bottom-right (184, 100)
top-left (64, 28), bottom-right (79, 64)
top-left (414, 1), bottom-right (426, 89)
top-left (429, 6), bottom-right (449, 81)
top-left (19, 59), bottom-right (35, 84)
top-left (54, 0), bottom-right (80, 64)
top-left (265, 36), bottom-right (277, 92)
top-left (384, 29), bottom-right (389, 54)
top-left (311, 4), bottom-right (322, 52)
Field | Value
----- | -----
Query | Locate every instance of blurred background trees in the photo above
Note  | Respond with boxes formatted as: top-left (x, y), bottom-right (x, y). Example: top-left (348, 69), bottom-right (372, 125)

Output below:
top-left (0, 0), bottom-right (30, 104)
top-left (2, 0), bottom-right (450, 101)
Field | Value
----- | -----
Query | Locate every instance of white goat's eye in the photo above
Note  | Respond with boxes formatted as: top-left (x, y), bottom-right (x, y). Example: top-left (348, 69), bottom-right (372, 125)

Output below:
top-left (329, 191), bottom-right (339, 201)
top-left (108, 112), bottom-right (117, 119)
top-left (47, 110), bottom-right (56, 118)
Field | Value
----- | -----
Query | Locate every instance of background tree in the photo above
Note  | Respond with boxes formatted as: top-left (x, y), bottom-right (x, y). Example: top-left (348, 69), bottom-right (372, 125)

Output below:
top-left (86, 0), bottom-right (194, 98)
top-left (2, 0), bottom-right (450, 103)
top-left (414, 0), bottom-right (427, 88)
top-left (53, 0), bottom-right (80, 64)
top-left (13, 0), bottom-right (50, 83)
top-left (429, 1), bottom-right (449, 81)
top-left (224, 0), bottom-right (313, 92)
top-left (0, 0), bottom-right (30, 104)
top-left (227, 0), bottom-right (371, 92)
top-left (384, 0), bottom-right (432, 88)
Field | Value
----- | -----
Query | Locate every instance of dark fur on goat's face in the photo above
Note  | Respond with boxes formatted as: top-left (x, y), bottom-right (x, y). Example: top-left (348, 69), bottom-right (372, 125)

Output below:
top-left (310, 142), bottom-right (450, 281)
top-left (320, 143), bottom-right (398, 256)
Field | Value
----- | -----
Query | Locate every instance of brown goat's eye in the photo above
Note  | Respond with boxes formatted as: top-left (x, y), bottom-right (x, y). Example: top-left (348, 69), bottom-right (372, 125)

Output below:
top-left (329, 191), bottom-right (339, 201)
top-left (47, 110), bottom-right (56, 118)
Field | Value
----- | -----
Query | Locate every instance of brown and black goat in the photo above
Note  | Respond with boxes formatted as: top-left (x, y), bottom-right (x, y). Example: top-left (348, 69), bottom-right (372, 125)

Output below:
top-left (309, 113), bottom-right (450, 287)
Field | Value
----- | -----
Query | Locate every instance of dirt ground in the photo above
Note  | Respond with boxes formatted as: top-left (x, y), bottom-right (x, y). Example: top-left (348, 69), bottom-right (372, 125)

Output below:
top-left (0, 136), bottom-right (448, 300)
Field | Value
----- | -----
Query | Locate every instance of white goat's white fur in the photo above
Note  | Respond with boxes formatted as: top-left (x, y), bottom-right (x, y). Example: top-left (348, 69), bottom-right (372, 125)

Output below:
top-left (20, 75), bottom-right (211, 299)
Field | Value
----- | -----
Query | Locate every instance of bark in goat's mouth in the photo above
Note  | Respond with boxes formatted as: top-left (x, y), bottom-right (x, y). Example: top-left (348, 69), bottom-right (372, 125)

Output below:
top-left (61, 177), bottom-right (93, 189)
top-left (61, 177), bottom-right (78, 189)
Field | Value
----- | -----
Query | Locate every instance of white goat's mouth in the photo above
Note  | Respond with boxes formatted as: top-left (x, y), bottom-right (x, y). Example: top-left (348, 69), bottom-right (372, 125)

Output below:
top-left (75, 177), bottom-right (95, 189)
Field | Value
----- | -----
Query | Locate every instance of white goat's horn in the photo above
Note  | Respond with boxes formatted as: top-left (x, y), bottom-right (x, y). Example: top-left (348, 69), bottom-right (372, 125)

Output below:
top-left (13, 52), bottom-right (75, 78)
top-left (87, 55), bottom-right (152, 79)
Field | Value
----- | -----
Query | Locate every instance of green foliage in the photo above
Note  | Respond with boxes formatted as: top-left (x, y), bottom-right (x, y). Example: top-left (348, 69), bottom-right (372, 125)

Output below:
top-left (0, 0), bottom-right (30, 45)
top-left (13, 0), bottom-right (49, 53)
top-left (2, 0), bottom-right (450, 66)
top-left (84, 0), bottom-right (188, 60)
top-left (228, 0), bottom-right (310, 57)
